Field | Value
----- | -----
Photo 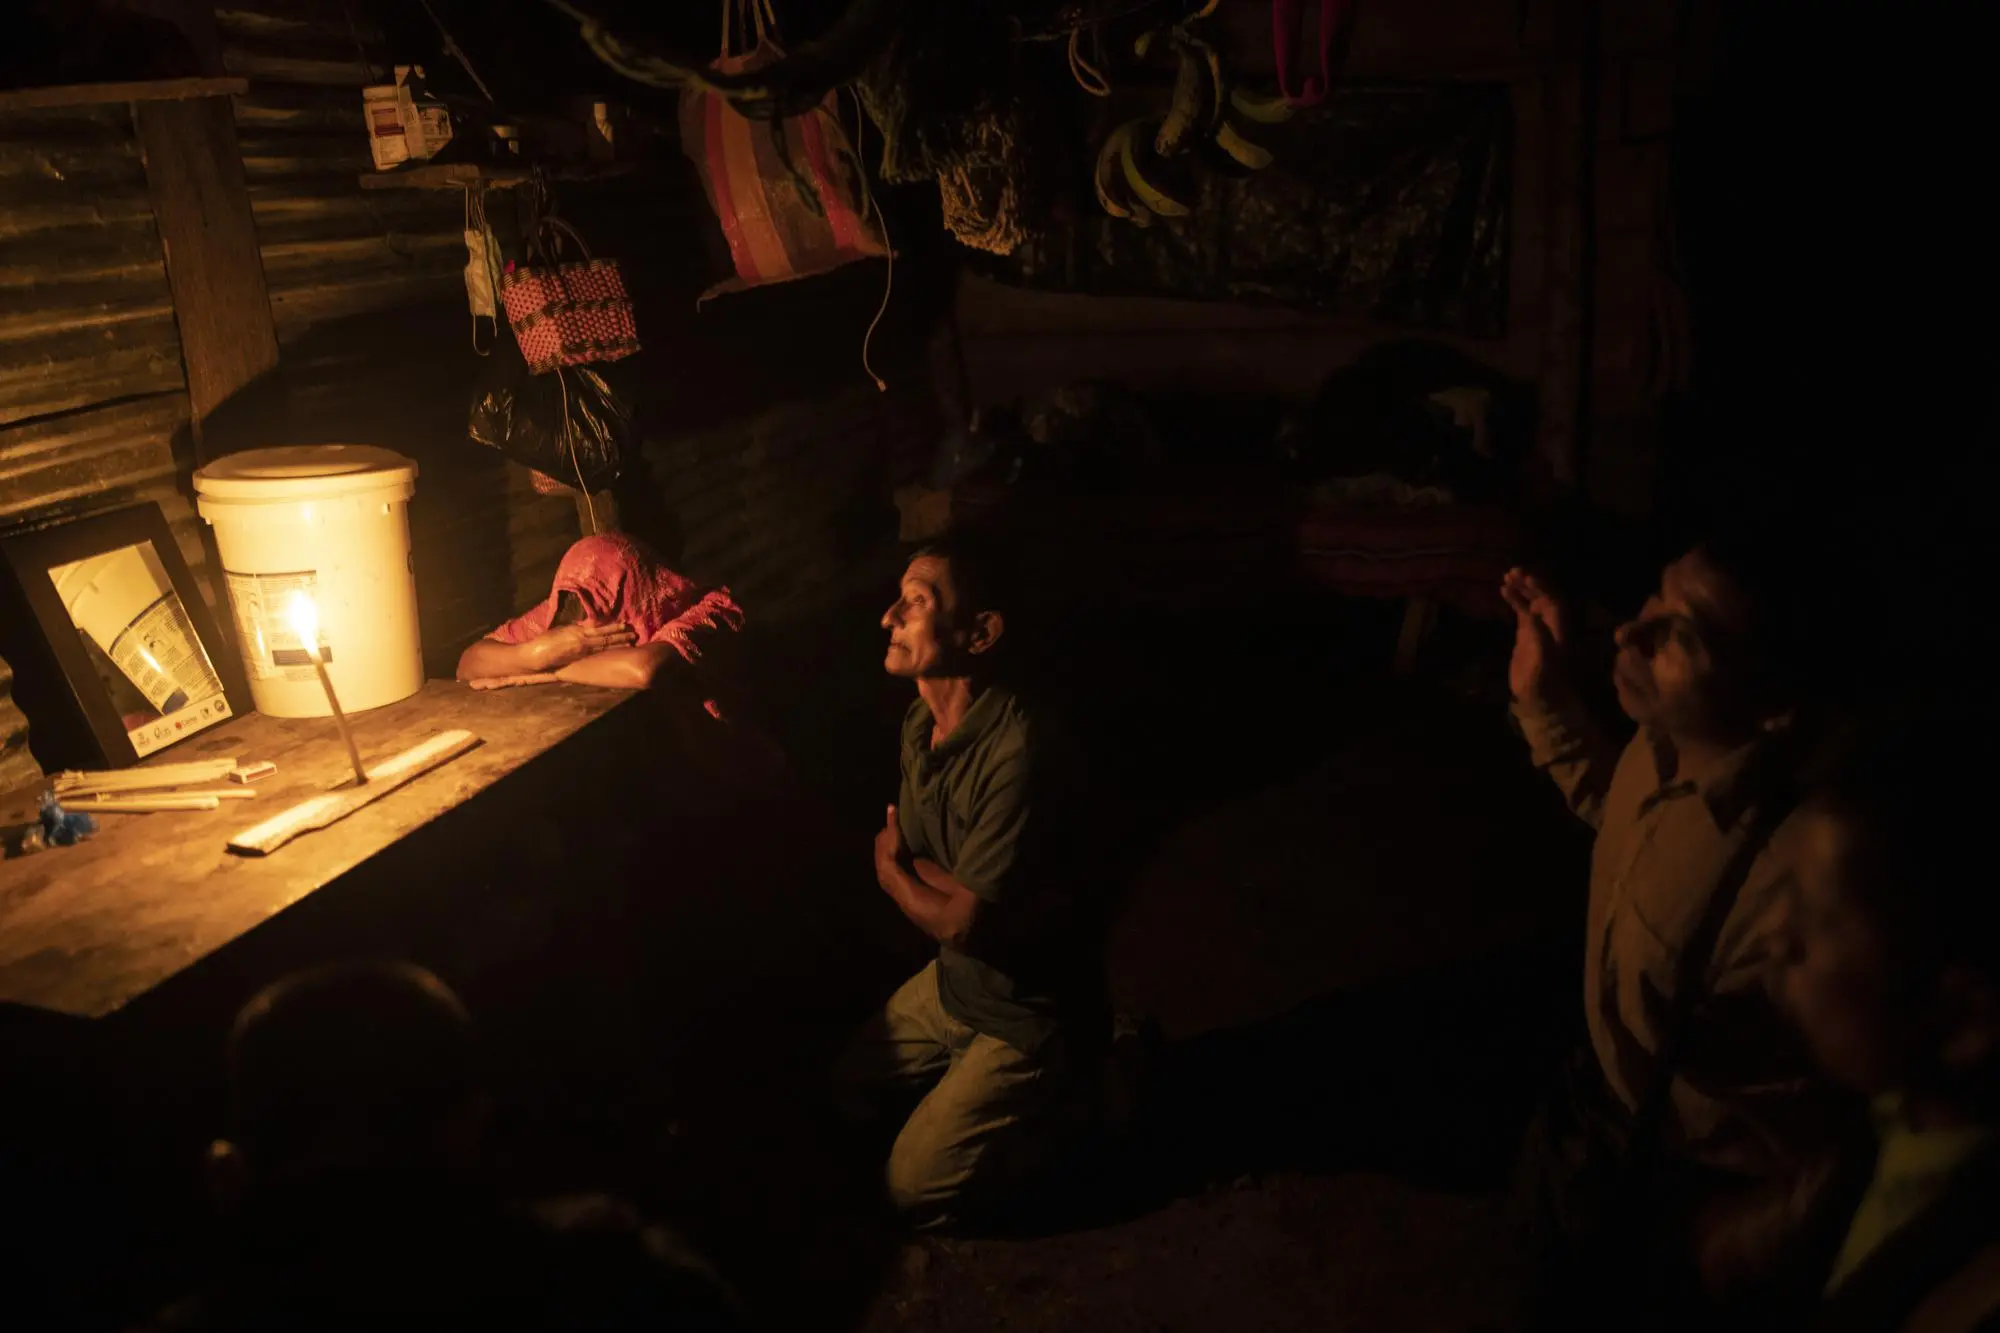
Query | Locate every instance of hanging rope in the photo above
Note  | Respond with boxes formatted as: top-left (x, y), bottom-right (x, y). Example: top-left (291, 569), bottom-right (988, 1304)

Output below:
top-left (1068, 27), bottom-right (1112, 96)
top-left (719, 0), bottom-right (783, 59)
top-left (555, 366), bottom-right (600, 533)
top-left (847, 87), bottom-right (891, 392)
top-left (416, 0), bottom-right (499, 105)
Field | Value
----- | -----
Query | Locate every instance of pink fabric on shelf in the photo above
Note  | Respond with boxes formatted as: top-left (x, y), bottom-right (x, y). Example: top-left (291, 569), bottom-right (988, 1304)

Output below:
top-left (488, 533), bottom-right (744, 663)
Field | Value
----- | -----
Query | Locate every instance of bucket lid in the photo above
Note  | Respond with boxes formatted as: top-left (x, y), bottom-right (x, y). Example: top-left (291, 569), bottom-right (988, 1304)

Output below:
top-left (194, 445), bottom-right (418, 501)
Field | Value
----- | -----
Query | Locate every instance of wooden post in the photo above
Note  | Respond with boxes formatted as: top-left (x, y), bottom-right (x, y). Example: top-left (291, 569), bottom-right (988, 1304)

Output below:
top-left (1394, 595), bottom-right (1436, 675)
top-left (0, 654), bottom-right (41, 797)
top-left (132, 94), bottom-right (280, 461)
top-left (1536, 0), bottom-right (1602, 490)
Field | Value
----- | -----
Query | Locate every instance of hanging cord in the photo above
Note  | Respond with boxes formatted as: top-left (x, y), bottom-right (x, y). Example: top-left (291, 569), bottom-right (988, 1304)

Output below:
top-left (1068, 26), bottom-right (1112, 95)
top-left (847, 87), bottom-right (891, 392)
top-left (541, 207), bottom-right (597, 530)
top-left (339, 0), bottom-right (384, 81)
top-left (720, 0), bottom-right (782, 60)
top-left (555, 365), bottom-right (599, 533)
top-left (1012, 0), bottom-right (1180, 40)
top-left (417, 0), bottom-right (499, 105)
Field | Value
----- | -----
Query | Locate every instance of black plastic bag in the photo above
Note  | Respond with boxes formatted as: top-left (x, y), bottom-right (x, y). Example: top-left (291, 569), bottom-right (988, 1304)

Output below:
top-left (468, 337), bottom-right (630, 492)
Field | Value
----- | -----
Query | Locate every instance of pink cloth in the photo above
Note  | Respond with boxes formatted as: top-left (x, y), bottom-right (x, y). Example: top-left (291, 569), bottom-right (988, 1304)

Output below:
top-left (489, 533), bottom-right (744, 663)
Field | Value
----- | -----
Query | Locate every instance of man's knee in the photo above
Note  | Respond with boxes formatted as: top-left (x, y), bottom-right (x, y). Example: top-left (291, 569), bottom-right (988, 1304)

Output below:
top-left (884, 1128), bottom-right (965, 1229)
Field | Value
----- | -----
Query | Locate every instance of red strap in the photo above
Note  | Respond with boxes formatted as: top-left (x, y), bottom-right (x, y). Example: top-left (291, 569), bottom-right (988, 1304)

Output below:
top-left (1273, 0), bottom-right (1347, 108)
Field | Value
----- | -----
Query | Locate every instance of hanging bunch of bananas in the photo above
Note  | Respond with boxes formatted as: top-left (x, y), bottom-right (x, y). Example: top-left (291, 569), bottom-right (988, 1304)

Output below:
top-left (1092, 0), bottom-right (1296, 226)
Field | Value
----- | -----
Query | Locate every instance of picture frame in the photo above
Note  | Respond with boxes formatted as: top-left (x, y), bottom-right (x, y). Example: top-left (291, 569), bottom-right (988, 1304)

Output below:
top-left (0, 503), bottom-right (250, 772)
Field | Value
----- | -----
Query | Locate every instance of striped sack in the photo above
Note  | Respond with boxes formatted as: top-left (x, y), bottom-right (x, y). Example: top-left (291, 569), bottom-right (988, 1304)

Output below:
top-left (500, 258), bottom-right (640, 373)
top-left (678, 45), bottom-right (886, 302)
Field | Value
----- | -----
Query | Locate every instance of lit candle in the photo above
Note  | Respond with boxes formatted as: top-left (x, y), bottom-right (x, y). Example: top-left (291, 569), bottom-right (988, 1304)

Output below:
top-left (287, 592), bottom-right (367, 786)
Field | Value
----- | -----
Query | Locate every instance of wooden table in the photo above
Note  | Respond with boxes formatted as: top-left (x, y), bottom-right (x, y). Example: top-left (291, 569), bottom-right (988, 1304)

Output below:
top-left (0, 680), bottom-right (631, 1020)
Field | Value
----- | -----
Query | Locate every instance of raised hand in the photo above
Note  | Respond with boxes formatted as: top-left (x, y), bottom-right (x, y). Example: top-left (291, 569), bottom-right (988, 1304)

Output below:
top-left (1500, 567), bottom-right (1566, 705)
top-left (874, 804), bottom-right (906, 891)
top-left (528, 622), bottom-right (637, 672)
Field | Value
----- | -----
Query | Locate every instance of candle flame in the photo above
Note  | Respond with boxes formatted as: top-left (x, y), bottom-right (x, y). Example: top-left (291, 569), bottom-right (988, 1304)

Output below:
top-left (286, 591), bottom-right (320, 659)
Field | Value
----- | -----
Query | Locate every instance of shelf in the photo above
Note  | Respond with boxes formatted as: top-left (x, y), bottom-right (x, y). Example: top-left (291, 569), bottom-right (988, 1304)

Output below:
top-left (359, 161), bottom-right (640, 191)
top-left (0, 77), bottom-right (249, 113)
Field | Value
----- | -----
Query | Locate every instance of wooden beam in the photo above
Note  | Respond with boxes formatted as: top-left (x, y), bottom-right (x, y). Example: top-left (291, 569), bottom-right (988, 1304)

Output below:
top-left (359, 162), bottom-right (639, 191)
top-left (132, 95), bottom-right (281, 459)
top-left (1393, 595), bottom-right (1436, 674)
top-left (574, 487), bottom-right (619, 536)
top-left (0, 78), bottom-right (246, 113)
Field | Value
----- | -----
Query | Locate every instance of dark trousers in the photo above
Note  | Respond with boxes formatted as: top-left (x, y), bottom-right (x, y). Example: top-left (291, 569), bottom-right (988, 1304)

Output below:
top-left (1513, 1047), bottom-right (1723, 1333)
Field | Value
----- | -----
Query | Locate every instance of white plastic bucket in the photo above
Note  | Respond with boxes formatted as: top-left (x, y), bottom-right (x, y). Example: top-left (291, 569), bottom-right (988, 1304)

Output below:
top-left (194, 445), bottom-right (422, 718)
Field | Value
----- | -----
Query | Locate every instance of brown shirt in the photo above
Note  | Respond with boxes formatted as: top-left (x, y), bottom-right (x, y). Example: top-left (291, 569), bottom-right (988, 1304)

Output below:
top-left (1514, 693), bottom-right (1836, 1183)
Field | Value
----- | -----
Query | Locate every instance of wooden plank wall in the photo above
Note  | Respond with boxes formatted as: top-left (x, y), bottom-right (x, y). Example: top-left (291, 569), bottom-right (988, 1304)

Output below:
top-left (132, 92), bottom-right (281, 442)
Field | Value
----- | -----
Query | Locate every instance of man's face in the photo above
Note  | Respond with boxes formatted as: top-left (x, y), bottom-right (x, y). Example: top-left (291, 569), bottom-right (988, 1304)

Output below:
top-left (1771, 808), bottom-right (1904, 1096)
top-left (882, 555), bottom-right (963, 679)
top-left (1610, 549), bottom-right (1760, 742)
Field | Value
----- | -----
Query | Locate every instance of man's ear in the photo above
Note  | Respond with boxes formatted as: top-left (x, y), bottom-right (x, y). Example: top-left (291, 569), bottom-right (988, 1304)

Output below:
top-left (966, 610), bottom-right (1005, 656)
top-left (209, 1138), bottom-right (250, 1215)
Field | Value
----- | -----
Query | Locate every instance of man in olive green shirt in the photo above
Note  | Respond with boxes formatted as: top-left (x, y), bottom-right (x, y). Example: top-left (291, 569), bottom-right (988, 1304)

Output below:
top-left (841, 533), bottom-right (1091, 1230)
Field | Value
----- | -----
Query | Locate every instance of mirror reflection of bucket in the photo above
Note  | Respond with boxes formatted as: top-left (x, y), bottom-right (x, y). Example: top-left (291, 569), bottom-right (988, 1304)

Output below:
top-left (53, 546), bottom-right (223, 715)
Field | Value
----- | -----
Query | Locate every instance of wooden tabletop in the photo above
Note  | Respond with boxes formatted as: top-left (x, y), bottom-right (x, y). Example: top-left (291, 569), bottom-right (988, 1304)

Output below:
top-left (0, 681), bottom-right (632, 1020)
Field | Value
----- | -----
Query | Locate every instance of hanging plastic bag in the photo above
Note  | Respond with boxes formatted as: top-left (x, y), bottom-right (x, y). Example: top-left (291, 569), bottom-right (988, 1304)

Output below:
top-left (499, 216), bottom-right (641, 373)
top-left (678, 0), bottom-right (887, 302)
top-left (469, 336), bottom-right (630, 493)
top-left (462, 185), bottom-right (503, 355)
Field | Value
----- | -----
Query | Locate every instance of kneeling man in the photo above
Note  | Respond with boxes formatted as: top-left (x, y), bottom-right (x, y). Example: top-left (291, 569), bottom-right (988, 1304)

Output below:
top-left (845, 533), bottom-right (1093, 1230)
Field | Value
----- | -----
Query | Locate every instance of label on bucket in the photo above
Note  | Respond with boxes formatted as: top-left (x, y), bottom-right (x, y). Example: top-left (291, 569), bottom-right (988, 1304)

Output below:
top-left (108, 592), bottom-right (225, 715)
top-left (225, 569), bottom-right (333, 681)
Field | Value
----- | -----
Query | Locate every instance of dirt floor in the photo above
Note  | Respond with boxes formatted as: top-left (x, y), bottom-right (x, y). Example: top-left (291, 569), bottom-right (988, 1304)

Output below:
top-left (839, 672), bottom-right (1590, 1333)
top-left (640, 575), bottom-right (1602, 1333)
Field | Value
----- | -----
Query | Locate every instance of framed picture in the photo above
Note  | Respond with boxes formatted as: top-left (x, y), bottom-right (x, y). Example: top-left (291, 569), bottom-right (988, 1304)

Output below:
top-left (0, 504), bottom-right (250, 771)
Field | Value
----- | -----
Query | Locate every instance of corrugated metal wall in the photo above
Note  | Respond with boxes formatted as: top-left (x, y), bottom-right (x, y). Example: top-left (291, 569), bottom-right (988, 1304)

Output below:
top-left (217, 0), bottom-right (580, 665)
top-left (220, 3), bottom-right (466, 340)
top-left (4, 2), bottom-right (934, 698)
top-left (0, 103), bottom-right (209, 583)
